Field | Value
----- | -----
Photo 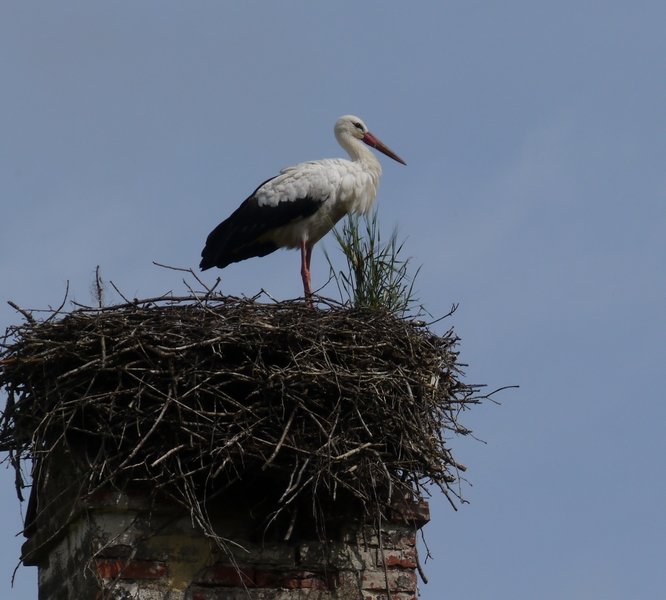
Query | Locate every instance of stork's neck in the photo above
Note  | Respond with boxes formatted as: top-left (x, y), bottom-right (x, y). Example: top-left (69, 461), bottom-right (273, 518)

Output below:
top-left (336, 132), bottom-right (383, 177)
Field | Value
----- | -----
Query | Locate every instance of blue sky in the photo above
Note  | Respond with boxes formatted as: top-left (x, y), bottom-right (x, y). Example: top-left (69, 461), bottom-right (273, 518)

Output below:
top-left (1, 2), bottom-right (665, 598)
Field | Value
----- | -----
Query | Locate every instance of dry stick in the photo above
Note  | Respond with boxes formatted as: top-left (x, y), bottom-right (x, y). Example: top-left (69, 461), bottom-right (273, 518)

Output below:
top-left (415, 541), bottom-right (429, 584)
top-left (7, 301), bottom-right (35, 323)
top-left (152, 261), bottom-right (217, 296)
top-left (331, 442), bottom-right (373, 462)
top-left (94, 265), bottom-right (104, 308)
top-left (417, 526), bottom-right (433, 583)
top-left (278, 459), bottom-right (311, 505)
top-left (109, 280), bottom-right (132, 305)
top-left (150, 444), bottom-right (187, 468)
top-left (117, 395), bottom-right (172, 470)
top-left (283, 506), bottom-right (299, 542)
top-left (262, 407), bottom-right (297, 471)
top-left (44, 280), bottom-right (70, 323)
top-left (68, 294), bottom-right (199, 312)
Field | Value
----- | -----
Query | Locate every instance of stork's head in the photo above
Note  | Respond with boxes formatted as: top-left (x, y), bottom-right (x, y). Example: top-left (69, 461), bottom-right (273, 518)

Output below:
top-left (335, 115), bottom-right (406, 165)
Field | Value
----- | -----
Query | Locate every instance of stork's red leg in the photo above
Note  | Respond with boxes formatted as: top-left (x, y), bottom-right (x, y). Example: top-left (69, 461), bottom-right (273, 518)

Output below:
top-left (300, 240), bottom-right (314, 307)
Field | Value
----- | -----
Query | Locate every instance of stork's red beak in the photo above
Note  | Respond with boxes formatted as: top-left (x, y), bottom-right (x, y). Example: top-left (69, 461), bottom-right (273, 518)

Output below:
top-left (362, 132), bottom-right (407, 165)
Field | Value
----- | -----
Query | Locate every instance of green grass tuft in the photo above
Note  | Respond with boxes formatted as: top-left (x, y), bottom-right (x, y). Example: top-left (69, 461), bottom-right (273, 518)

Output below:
top-left (324, 210), bottom-right (423, 318)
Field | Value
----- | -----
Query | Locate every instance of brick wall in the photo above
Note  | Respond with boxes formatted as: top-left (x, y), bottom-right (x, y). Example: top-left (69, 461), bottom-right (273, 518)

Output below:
top-left (23, 483), bottom-right (429, 600)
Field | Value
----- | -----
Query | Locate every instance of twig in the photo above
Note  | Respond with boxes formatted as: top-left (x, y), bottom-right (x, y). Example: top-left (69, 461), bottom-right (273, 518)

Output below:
top-left (416, 528), bottom-right (430, 584)
top-left (7, 301), bottom-right (35, 323)
top-left (262, 407), bottom-right (297, 470)
top-left (150, 444), bottom-right (186, 468)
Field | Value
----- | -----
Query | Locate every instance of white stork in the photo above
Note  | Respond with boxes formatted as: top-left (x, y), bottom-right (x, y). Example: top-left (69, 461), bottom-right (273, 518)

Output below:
top-left (199, 115), bottom-right (406, 305)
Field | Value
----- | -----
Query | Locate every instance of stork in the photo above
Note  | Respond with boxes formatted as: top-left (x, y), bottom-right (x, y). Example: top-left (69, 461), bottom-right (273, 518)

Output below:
top-left (199, 115), bottom-right (406, 305)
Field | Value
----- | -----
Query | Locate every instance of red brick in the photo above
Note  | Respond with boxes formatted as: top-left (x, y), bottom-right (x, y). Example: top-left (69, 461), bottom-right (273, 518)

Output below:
top-left (384, 555), bottom-right (417, 569)
top-left (378, 547), bottom-right (417, 569)
top-left (95, 558), bottom-right (167, 580)
top-left (281, 571), bottom-right (330, 590)
top-left (297, 577), bottom-right (329, 590)
top-left (361, 569), bottom-right (417, 593)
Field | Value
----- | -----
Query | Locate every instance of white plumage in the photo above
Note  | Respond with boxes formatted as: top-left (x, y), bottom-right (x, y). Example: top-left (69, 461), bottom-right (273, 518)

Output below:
top-left (200, 115), bottom-right (406, 305)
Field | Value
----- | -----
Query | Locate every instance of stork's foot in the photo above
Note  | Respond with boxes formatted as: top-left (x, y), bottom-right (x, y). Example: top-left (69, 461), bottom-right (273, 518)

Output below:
top-left (301, 278), bottom-right (315, 309)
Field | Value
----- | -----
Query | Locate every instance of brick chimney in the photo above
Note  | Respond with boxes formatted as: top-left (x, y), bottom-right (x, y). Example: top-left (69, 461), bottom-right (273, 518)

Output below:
top-left (22, 451), bottom-right (429, 599)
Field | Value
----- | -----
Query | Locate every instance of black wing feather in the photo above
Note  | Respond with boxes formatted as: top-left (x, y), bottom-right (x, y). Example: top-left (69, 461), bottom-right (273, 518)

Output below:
top-left (199, 177), bottom-right (325, 270)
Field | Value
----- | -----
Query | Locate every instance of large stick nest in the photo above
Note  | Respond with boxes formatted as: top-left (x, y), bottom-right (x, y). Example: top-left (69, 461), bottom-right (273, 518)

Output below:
top-left (0, 294), bottom-right (483, 544)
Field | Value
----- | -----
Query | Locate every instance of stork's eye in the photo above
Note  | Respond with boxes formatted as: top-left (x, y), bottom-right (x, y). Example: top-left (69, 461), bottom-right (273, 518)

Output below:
top-left (353, 122), bottom-right (364, 131)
